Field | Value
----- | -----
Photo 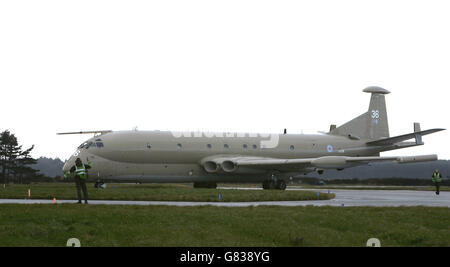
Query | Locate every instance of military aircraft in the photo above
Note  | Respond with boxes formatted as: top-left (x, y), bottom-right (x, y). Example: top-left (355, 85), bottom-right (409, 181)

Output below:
top-left (59, 86), bottom-right (444, 190)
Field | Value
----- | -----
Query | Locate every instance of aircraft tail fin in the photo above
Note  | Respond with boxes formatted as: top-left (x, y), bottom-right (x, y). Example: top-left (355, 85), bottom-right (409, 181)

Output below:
top-left (330, 86), bottom-right (390, 140)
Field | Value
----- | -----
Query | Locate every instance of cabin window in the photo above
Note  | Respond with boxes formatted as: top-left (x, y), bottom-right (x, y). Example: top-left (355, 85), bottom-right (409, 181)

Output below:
top-left (224, 144), bottom-right (229, 149)
top-left (96, 142), bottom-right (104, 148)
top-left (290, 145), bottom-right (295, 151)
top-left (147, 143), bottom-right (152, 149)
top-left (207, 144), bottom-right (212, 149)
top-left (252, 144), bottom-right (257, 149)
top-left (177, 143), bottom-right (182, 149)
top-left (243, 144), bottom-right (248, 149)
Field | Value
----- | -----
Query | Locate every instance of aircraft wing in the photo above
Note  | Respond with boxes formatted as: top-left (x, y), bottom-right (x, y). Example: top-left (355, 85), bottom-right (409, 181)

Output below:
top-left (342, 154), bottom-right (438, 164)
top-left (237, 154), bottom-right (437, 168)
top-left (234, 156), bottom-right (313, 166)
top-left (204, 154), bottom-right (438, 173)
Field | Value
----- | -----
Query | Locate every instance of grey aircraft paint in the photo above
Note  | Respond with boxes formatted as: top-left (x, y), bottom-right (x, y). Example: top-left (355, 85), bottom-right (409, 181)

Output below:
top-left (60, 87), bottom-right (444, 189)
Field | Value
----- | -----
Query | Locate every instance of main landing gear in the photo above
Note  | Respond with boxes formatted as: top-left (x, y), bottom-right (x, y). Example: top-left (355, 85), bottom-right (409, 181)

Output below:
top-left (262, 174), bottom-right (287, 190)
top-left (193, 182), bottom-right (217, 189)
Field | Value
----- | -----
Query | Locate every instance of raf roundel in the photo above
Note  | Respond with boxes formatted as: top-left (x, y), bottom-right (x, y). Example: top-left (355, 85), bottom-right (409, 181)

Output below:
top-left (327, 145), bottom-right (334, 153)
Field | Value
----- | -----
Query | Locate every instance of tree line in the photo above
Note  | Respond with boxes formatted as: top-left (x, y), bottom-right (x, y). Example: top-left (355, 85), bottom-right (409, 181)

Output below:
top-left (0, 130), bottom-right (40, 184)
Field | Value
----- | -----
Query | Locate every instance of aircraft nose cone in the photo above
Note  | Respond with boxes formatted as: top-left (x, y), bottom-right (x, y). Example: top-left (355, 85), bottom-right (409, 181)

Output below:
top-left (62, 162), bottom-right (69, 173)
top-left (63, 159), bottom-right (73, 173)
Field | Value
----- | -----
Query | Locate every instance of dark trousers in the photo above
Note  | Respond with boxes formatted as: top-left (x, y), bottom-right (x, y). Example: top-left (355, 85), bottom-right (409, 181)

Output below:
top-left (74, 176), bottom-right (88, 202)
top-left (434, 182), bottom-right (440, 194)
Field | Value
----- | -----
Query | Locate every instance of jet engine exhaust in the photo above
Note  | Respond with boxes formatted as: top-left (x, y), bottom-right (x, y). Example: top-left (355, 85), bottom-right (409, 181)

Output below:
top-left (221, 160), bottom-right (237, 172)
top-left (203, 161), bottom-right (219, 173)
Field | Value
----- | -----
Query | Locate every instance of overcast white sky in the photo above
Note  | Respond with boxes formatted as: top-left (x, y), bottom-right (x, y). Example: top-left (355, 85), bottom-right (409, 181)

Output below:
top-left (1, 0), bottom-right (449, 161)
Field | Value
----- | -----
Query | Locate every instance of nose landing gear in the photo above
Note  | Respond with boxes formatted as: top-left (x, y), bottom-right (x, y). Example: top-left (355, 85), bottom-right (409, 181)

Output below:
top-left (94, 180), bottom-right (106, 189)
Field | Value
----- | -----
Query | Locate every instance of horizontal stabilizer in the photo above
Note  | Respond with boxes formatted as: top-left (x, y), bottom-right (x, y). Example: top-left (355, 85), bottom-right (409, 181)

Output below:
top-left (366, 128), bottom-right (445, 146)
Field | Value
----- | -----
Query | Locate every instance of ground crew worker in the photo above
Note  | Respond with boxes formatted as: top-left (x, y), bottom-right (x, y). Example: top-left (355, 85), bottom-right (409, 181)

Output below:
top-left (65, 158), bottom-right (91, 204)
top-left (432, 169), bottom-right (442, 195)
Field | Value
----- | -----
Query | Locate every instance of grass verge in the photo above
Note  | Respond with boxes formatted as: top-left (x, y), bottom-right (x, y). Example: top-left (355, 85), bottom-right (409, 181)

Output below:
top-left (0, 183), bottom-right (334, 202)
top-left (0, 205), bottom-right (448, 246)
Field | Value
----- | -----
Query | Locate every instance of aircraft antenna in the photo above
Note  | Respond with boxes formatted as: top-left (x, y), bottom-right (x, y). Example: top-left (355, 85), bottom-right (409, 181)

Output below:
top-left (57, 130), bottom-right (112, 135)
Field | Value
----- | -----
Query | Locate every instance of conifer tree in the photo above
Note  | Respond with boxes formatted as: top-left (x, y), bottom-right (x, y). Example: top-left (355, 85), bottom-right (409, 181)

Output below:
top-left (0, 130), bottom-right (37, 184)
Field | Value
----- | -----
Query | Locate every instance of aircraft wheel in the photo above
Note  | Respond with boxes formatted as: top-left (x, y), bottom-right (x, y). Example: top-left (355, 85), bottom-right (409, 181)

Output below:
top-left (94, 180), bottom-right (105, 188)
top-left (268, 180), bottom-right (277, 190)
top-left (193, 182), bottom-right (217, 189)
top-left (262, 180), bottom-right (275, 190)
top-left (277, 180), bottom-right (287, 190)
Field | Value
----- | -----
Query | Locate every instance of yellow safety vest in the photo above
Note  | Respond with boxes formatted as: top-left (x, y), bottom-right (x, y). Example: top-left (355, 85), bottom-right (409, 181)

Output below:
top-left (432, 173), bottom-right (442, 183)
top-left (75, 165), bottom-right (88, 179)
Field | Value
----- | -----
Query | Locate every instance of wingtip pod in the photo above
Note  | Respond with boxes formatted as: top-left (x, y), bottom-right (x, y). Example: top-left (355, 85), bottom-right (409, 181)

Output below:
top-left (397, 154), bottom-right (438, 163)
top-left (311, 156), bottom-right (348, 168)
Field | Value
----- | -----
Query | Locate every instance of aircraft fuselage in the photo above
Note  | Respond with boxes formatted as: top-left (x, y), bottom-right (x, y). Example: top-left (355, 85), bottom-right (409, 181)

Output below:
top-left (63, 130), bottom-right (383, 183)
top-left (60, 87), bottom-right (443, 188)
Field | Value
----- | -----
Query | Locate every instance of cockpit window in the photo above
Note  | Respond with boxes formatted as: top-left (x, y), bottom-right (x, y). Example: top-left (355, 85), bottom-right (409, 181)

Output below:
top-left (78, 142), bottom-right (88, 149)
top-left (79, 141), bottom-right (104, 149)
